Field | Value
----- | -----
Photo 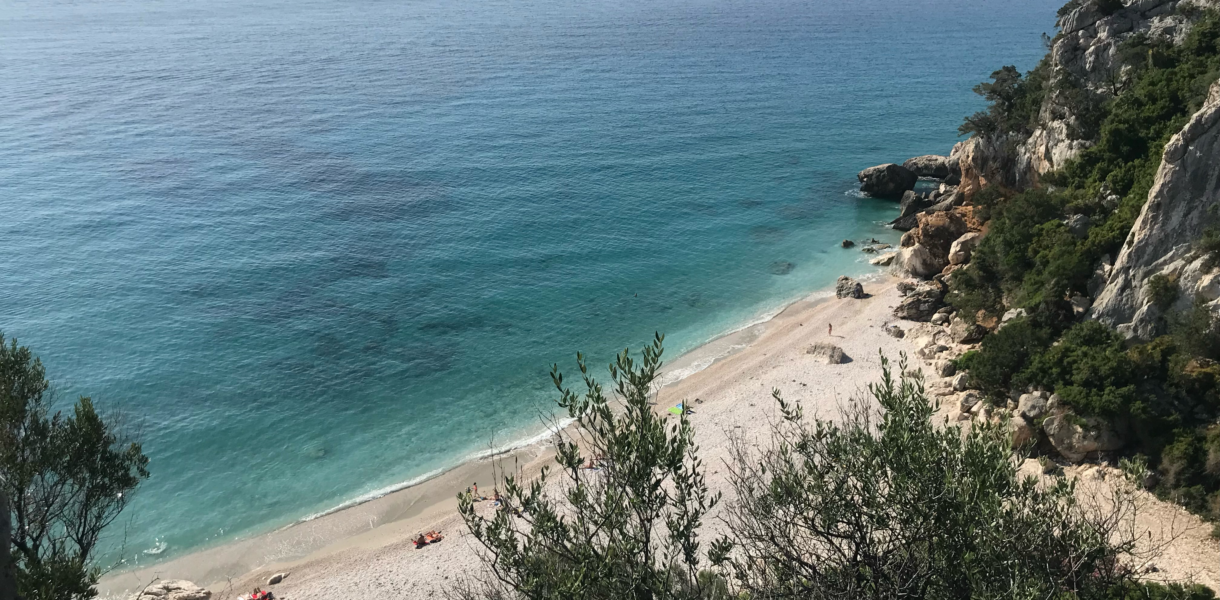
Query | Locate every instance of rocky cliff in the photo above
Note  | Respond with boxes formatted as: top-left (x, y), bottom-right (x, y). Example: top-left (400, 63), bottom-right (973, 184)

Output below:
top-left (959, 0), bottom-right (1219, 196)
top-left (1091, 79), bottom-right (1220, 338)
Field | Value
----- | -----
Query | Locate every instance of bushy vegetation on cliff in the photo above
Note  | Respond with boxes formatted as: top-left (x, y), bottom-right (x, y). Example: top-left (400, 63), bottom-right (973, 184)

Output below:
top-left (451, 342), bottom-right (1214, 600)
top-left (947, 7), bottom-right (1220, 528)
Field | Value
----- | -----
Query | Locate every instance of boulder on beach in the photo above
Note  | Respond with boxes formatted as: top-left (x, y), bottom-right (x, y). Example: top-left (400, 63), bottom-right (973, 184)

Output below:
top-left (857, 163), bottom-right (918, 199)
top-left (807, 342), bottom-right (848, 364)
top-left (835, 276), bottom-right (865, 299)
top-left (134, 580), bottom-right (211, 600)
top-left (902, 155), bottom-right (952, 180)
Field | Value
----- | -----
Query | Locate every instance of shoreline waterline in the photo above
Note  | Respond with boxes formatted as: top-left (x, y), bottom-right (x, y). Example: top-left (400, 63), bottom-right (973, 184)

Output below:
top-left (96, 262), bottom-right (897, 598)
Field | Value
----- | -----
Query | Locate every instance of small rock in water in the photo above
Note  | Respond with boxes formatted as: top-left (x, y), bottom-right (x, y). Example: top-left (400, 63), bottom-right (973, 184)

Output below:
top-left (841, 239), bottom-right (856, 248)
top-left (769, 260), bottom-right (796, 275)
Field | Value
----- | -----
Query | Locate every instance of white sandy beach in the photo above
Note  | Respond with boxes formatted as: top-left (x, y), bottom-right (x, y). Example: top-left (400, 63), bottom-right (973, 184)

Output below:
top-left (101, 274), bottom-right (1220, 599)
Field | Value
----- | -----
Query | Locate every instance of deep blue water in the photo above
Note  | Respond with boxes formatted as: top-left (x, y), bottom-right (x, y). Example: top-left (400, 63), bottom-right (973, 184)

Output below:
top-left (0, 0), bottom-right (1059, 567)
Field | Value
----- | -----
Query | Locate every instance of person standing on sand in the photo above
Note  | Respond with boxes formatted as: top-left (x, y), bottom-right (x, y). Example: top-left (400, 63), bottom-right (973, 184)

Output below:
top-left (828, 323), bottom-right (832, 336)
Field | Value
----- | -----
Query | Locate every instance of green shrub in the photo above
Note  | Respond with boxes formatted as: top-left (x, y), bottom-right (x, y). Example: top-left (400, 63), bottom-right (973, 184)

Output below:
top-left (962, 318), bottom-right (1055, 399)
top-left (959, 62), bottom-right (1050, 137)
top-left (713, 357), bottom-right (1144, 599)
top-left (1019, 321), bottom-right (1138, 416)
top-left (1147, 273), bottom-right (1180, 310)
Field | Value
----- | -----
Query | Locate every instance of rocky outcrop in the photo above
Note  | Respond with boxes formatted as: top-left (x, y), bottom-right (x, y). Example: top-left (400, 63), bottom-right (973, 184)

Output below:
top-left (902, 155), bottom-right (953, 179)
top-left (898, 244), bottom-right (941, 278)
top-left (135, 580), bottom-right (212, 600)
top-left (858, 163), bottom-right (918, 199)
top-left (1091, 79), bottom-right (1220, 339)
top-left (1043, 409), bottom-right (1127, 463)
top-left (807, 343), bottom-right (848, 364)
top-left (898, 190), bottom-right (934, 218)
top-left (835, 276), bottom-right (865, 299)
top-left (956, 0), bottom-right (1219, 196)
top-left (948, 232), bottom-right (984, 265)
top-left (870, 252), bottom-right (897, 266)
top-left (893, 281), bottom-right (945, 321)
top-left (900, 211), bottom-right (969, 276)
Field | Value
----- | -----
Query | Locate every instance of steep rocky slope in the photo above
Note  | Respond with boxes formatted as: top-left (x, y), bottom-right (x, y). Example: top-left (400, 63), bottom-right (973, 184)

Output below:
top-left (959, 0), bottom-right (1219, 196)
top-left (1092, 80), bottom-right (1220, 338)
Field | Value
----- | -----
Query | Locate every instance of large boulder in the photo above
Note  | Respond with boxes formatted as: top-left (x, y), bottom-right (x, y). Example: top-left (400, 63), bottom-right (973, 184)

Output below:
top-left (902, 155), bottom-right (952, 179)
top-left (1017, 392), bottom-right (1049, 421)
top-left (1042, 410), bottom-right (1127, 463)
top-left (806, 343), bottom-right (848, 364)
top-left (857, 163), bottom-right (918, 199)
top-left (135, 580), bottom-right (212, 600)
top-left (898, 244), bottom-right (942, 278)
top-left (835, 276), bottom-right (865, 299)
top-left (898, 190), bottom-right (935, 218)
top-left (870, 252), bottom-right (897, 266)
top-left (908, 211), bottom-right (969, 268)
top-left (948, 317), bottom-right (986, 344)
top-left (948, 231), bottom-right (984, 265)
top-left (893, 282), bottom-right (944, 321)
top-left (890, 213), bottom-right (919, 232)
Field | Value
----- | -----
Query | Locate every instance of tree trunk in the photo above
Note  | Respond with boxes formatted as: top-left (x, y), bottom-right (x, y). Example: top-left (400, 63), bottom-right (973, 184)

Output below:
top-left (0, 489), bottom-right (17, 600)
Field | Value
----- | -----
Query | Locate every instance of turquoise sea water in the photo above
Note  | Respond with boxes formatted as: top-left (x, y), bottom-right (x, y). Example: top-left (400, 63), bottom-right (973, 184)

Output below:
top-left (0, 0), bottom-right (1059, 567)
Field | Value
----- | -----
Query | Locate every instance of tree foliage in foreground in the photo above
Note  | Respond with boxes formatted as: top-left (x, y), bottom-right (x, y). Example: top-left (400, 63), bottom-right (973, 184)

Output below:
top-left (711, 356), bottom-right (1149, 599)
top-left (450, 339), bottom-right (1213, 600)
top-left (1, 335), bottom-right (149, 600)
top-left (454, 334), bottom-right (724, 600)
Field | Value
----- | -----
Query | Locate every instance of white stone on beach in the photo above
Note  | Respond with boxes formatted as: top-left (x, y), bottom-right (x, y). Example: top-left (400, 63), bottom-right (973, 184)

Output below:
top-left (133, 580), bottom-right (211, 600)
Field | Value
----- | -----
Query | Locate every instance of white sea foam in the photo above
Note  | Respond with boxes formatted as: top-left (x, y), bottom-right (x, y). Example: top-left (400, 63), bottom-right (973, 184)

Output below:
top-left (293, 417), bottom-right (575, 525)
top-left (143, 539), bottom-right (167, 556)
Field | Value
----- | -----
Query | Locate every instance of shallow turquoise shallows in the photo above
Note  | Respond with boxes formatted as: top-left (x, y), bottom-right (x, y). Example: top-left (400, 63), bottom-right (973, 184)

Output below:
top-left (0, 0), bottom-right (1059, 567)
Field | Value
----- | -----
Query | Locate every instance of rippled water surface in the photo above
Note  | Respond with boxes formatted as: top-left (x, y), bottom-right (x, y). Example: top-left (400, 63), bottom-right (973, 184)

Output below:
top-left (0, 0), bottom-right (1058, 566)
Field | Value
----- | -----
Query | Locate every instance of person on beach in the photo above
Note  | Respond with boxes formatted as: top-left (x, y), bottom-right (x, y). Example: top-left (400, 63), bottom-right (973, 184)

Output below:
top-left (828, 323), bottom-right (833, 336)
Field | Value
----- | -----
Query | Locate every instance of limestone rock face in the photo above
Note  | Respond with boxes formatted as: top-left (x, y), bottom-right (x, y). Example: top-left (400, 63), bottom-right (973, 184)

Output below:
top-left (949, 317), bottom-right (986, 344)
top-left (1017, 392), bottom-right (1049, 421)
top-left (956, 0), bottom-right (1218, 195)
top-left (870, 252), bottom-right (897, 266)
top-left (898, 244), bottom-right (941, 278)
top-left (898, 190), bottom-right (934, 219)
top-left (806, 343), bottom-right (847, 364)
top-left (857, 163), bottom-right (918, 199)
top-left (1091, 79), bottom-right (1220, 339)
top-left (135, 580), bottom-right (212, 600)
top-left (893, 281), bottom-right (945, 322)
top-left (1010, 416), bottom-right (1035, 449)
top-left (1043, 410), bottom-right (1127, 463)
top-left (835, 276), bottom-right (865, 299)
top-left (902, 154), bottom-right (952, 179)
top-left (948, 231), bottom-right (984, 265)
top-left (906, 211), bottom-right (968, 273)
